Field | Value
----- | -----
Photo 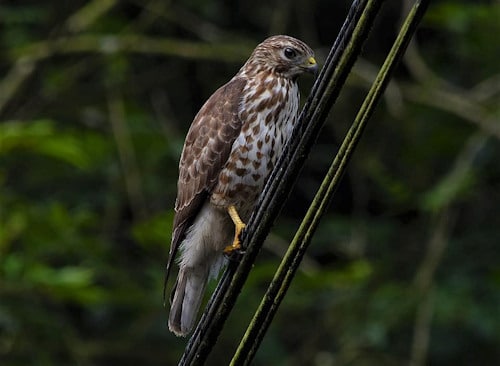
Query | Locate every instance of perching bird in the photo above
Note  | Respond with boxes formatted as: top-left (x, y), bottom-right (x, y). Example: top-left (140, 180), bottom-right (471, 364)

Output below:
top-left (165, 35), bottom-right (317, 337)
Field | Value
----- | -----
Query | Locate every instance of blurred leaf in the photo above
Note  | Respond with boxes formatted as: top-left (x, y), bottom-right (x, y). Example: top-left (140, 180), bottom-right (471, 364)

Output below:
top-left (132, 210), bottom-right (174, 249)
top-left (0, 210), bottom-right (27, 253)
top-left (1, 120), bottom-right (87, 168)
top-left (2, 253), bottom-right (25, 279)
top-left (26, 265), bottom-right (93, 287)
top-left (0, 5), bottom-right (49, 25)
top-left (293, 260), bottom-right (373, 291)
top-left (425, 3), bottom-right (498, 33)
top-left (25, 265), bottom-right (106, 304)
top-left (0, 120), bottom-right (110, 170)
top-left (421, 134), bottom-right (486, 212)
top-left (421, 165), bottom-right (475, 211)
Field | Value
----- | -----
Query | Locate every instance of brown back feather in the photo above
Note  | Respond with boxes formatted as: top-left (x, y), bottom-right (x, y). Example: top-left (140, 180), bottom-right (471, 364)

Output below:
top-left (164, 77), bottom-right (247, 303)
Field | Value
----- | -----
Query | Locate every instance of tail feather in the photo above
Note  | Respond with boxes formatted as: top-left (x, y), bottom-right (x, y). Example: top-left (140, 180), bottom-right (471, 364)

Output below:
top-left (168, 268), bottom-right (207, 337)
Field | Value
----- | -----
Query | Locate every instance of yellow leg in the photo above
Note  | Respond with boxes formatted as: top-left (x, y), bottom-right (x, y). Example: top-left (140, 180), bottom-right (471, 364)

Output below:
top-left (223, 205), bottom-right (246, 254)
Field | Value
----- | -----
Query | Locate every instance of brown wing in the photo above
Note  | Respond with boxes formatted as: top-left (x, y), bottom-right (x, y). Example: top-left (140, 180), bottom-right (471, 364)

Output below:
top-left (164, 77), bottom-right (247, 300)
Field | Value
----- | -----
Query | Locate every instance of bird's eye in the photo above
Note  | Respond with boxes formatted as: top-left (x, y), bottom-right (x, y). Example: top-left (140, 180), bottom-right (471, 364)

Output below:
top-left (284, 47), bottom-right (297, 59)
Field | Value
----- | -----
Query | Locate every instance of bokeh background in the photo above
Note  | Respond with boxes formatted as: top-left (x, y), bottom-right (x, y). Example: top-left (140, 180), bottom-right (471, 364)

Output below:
top-left (1, 0), bottom-right (499, 365)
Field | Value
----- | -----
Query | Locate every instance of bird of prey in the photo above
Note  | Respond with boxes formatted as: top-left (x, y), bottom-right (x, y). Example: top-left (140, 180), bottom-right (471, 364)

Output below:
top-left (165, 35), bottom-right (317, 337)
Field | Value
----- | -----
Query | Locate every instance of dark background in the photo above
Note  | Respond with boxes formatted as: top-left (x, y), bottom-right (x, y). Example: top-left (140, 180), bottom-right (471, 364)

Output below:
top-left (1, 0), bottom-right (499, 365)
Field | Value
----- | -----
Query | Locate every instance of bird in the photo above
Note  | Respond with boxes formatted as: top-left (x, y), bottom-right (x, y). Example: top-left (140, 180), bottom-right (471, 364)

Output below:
top-left (165, 35), bottom-right (317, 337)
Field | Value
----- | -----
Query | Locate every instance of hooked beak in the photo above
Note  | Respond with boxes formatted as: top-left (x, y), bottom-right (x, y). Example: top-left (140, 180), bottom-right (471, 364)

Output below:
top-left (304, 56), bottom-right (318, 75)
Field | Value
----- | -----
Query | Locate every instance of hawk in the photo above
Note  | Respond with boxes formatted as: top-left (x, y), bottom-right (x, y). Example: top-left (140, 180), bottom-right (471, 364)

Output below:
top-left (165, 35), bottom-right (317, 337)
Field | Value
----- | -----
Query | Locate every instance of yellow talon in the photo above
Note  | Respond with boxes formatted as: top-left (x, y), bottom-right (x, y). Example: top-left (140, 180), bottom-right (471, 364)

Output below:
top-left (224, 205), bottom-right (246, 254)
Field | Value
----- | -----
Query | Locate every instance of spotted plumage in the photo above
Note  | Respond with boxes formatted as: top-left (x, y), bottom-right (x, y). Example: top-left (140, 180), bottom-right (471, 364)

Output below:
top-left (166, 35), bottom-right (317, 337)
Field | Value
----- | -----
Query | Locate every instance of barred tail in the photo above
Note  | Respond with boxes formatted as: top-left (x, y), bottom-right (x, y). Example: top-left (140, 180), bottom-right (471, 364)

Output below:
top-left (168, 268), bottom-right (207, 337)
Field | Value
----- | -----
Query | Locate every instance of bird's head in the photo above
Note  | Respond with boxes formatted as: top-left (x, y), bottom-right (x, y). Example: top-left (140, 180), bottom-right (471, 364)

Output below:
top-left (243, 35), bottom-right (317, 79)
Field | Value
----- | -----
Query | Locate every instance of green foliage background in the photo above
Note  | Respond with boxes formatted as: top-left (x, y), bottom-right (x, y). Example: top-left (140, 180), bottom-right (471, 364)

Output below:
top-left (1, 0), bottom-right (499, 365)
